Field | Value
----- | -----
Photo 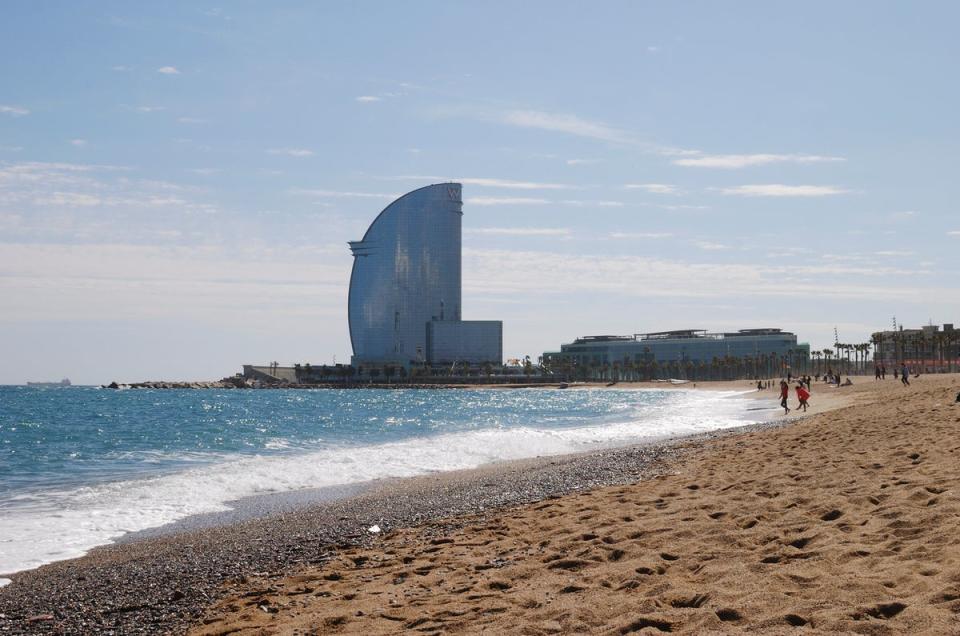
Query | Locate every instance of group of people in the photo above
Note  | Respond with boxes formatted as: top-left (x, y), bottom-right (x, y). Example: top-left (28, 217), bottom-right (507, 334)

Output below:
top-left (756, 360), bottom-right (927, 417)
top-left (755, 375), bottom-right (814, 415)
top-left (820, 371), bottom-right (852, 386)
top-left (874, 363), bottom-right (916, 386)
top-left (778, 379), bottom-right (810, 415)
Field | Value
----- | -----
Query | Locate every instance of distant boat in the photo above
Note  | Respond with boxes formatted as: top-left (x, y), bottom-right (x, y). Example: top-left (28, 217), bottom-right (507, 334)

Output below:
top-left (26, 378), bottom-right (71, 387)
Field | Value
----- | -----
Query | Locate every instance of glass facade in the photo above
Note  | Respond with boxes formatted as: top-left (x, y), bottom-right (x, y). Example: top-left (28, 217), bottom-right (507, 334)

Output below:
top-left (426, 320), bottom-right (503, 365)
top-left (348, 183), bottom-right (464, 365)
top-left (544, 329), bottom-right (810, 367)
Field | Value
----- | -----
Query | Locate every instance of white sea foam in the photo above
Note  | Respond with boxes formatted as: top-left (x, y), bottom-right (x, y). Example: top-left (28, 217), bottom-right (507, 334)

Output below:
top-left (0, 389), bottom-right (765, 577)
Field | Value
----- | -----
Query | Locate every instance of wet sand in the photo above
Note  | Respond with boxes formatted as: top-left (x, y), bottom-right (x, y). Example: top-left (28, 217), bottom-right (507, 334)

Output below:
top-left (190, 375), bottom-right (960, 634)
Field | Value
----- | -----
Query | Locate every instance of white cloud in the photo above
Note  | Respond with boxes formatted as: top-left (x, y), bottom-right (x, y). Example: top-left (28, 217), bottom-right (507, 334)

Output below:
top-left (288, 188), bottom-right (395, 199)
top-left (462, 248), bottom-right (940, 302)
top-left (157, 66), bottom-right (181, 75)
top-left (948, 230), bottom-right (960, 236)
top-left (609, 232), bottom-right (673, 239)
top-left (111, 65), bottom-right (132, 72)
top-left (189, 168), bottom-right (222, 175)
top-left (0, 105), bottom-right (30, 117)
top-left (355, 95), bottom-right (381, 103)
top-left (718, 184), bottom-right (850, 197)
top-left (647, 46), bottom-right (661, 53)
top-left (674, 153), bottom-right (845, 169)
top-left (136, 106), bottom-right (165, 113)
top-left (875, 250), bottom-right (914, 257)
top-left (889, 210), bottom-right (918, 221)
top-left (560, 200), bottom-right (624, 207)
top-left (0, 145), bottom-right (23, 152)
top-left (692, 240), bottom-right (731, 251)
top-left (0, 243), bottom-right (351, 324)
top-left (34, 192), bottom-right (101, 207)
top-left (69, 139), bottom-right (87, 147)
top-left (498, 109), bottom-right (630, 144)
top-left (267, 148), bottom-right (314, 157)
top-left (625, 183), bottom-right (678, 195)
top-left (566, 158), bottom-right (600, 166)
top-left (657, 203), bottom-right (710, 211)
top-left (177, 117), bottom-right (206, 124)
top-left (467, 227), bottom-right (571, 237)
top-left (387, 175), bottom-right (576, 190)
top-left (465, 196), bottom-right (550, 206)
top-left (0, 162), bottom-right (221, 228)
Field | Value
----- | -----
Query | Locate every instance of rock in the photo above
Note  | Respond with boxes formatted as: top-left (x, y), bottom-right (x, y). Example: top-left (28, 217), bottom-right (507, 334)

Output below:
top-left (26, 614), bottom-right (55, 623)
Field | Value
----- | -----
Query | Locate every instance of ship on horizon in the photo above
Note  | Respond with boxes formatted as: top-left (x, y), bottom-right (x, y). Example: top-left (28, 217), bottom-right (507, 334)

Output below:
top-left (26, 378), bottom-right (71, 387)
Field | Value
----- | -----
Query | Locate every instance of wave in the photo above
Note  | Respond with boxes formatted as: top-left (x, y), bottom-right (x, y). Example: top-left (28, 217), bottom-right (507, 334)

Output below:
top-left (0, 389), bottom-right (762, 576)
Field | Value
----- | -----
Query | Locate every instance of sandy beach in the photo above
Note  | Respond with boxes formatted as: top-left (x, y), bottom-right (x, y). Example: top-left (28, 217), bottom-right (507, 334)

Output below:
top-left (2, 376), bottom-right (957, 635)
top-left (188, 375), bottom-right (960, 635)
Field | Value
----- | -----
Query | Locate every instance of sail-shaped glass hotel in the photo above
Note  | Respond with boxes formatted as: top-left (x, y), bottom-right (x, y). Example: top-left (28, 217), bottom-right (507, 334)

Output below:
top-left (348, 183), bottom-right (502, 367)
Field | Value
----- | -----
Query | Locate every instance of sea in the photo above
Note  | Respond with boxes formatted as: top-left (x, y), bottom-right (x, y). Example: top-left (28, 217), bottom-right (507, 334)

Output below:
top-left (0, 385), bottom-right (771, 584)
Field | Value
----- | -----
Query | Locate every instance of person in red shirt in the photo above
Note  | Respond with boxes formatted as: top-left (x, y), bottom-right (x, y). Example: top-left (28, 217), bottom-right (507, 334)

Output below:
top-left (795, 384), bottom-right (810, 412)
top-left (779, 380), bottom-right (790, 414)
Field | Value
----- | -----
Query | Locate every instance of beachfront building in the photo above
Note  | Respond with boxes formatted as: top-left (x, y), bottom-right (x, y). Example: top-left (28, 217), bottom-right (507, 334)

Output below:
top-left (871, 323), bottom-right (959, 372)
top-left (348, 183), bottom-right (502, 368)
top-left (542, 328), bottom-right (810, 380)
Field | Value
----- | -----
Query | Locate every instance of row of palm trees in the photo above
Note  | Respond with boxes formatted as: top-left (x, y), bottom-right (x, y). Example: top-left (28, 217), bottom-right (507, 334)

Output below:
top-left (809, 342), bottom-right (873, 375)
top-left (871, 328), bottom-right (960, 372)
top-left (545, 352), bottom-right (812, 382)
top-left (291, 362), bottom-right (544, 384)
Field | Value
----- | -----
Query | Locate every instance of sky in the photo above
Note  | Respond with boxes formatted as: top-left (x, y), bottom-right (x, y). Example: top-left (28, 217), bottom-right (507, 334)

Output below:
top-left (1, 1), bottom-right (959, 384)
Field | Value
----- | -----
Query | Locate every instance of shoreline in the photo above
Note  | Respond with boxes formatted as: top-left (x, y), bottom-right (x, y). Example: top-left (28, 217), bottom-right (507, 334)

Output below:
top-left (0, 384), bottom-right (776, 579)
top-left (191, 374), bottom-right (960, 635)
top-left (0, 413), bottom-right (797, 634)
top-left (0, 380), bottom-right (867, 634)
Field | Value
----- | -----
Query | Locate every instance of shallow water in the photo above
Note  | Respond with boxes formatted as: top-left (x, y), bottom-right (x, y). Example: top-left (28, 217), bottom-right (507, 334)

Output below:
top-left (0, 386), bottom-right (765, 575)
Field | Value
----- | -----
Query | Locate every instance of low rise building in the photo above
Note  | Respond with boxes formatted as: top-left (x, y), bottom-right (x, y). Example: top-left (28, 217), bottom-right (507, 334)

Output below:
top-left (871, 323), bottom-right (959, 371)
top-left (543, 328), bottom-right (809, 380)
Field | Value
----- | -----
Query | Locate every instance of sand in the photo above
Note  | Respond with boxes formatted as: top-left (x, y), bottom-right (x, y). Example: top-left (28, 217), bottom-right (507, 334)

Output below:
top-left (191, 375), bottom-right (960, 635)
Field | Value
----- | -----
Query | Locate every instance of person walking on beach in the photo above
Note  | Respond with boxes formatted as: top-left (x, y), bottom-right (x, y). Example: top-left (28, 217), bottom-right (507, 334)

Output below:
top-left (875, 366), bottom-right (881, 380)
top-left (796, 384), bottom-right (810, 412)
top-left (779, 380), bottom-right (790, 414)
top-left (881, 364), bottom-right (886, 379)
top-left (901, 364), bottom-right (910, 386)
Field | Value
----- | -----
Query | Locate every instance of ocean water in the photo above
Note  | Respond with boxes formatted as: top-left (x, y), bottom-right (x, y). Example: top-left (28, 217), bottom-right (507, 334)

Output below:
top-left (0, 386), bottom-right (767, 581)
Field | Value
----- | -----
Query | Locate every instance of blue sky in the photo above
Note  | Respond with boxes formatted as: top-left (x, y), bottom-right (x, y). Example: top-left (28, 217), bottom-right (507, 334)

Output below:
top-left (2, 2), bottom-right (958, 384)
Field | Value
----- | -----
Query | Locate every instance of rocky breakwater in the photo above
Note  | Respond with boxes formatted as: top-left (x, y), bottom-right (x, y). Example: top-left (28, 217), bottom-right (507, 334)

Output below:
top-left (103, 376), bottom-right (258, 390)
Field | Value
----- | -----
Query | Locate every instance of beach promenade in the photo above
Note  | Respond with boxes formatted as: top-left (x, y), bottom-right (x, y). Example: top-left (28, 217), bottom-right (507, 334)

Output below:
top-left (190, 376), bottom-right (960, 634)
